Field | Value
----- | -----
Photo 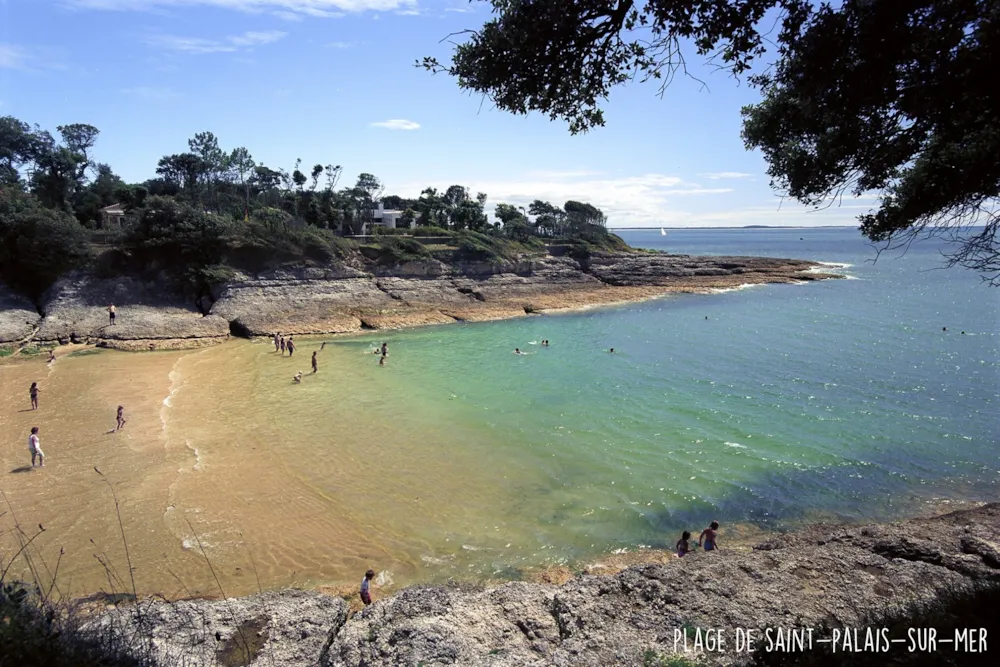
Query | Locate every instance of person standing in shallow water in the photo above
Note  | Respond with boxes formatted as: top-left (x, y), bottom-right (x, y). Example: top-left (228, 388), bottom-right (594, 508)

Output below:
top-left (274, 332), bottom-right (281, 352)
top-left (28, 427), bottom-right (44, 467)
top-left (698, 521), bottom-right (720, 551)
top-left (29, 382), bottom-right (39, 410)
top-left (280, 336), bottom-right (286, 355)
top-left (311, 351), bottom-right (318, 373)
top-left (360, 569), bottom-right (375, 605)
top-left (287, 337), bottom-right (296, 357)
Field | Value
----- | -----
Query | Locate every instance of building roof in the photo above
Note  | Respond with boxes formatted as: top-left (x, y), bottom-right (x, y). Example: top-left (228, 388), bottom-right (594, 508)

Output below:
top-left (101, 203), bottom-right (124, 213)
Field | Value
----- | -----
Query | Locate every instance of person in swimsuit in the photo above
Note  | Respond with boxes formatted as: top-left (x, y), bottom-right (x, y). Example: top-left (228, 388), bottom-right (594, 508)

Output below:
top-left (115, 405), bottom-right (126, 432)
top-left (108, 304), bottom-right (116, 325)
top-left (28, 427), bottom-right (44, 467)
top-left (676, 530), bottom-right (691, 557)
top-left (514, 348), bottom-right (523, 355)
top-left (360, 569), bottom-right (375, 605)
top-left (380, 342), bottom-right (388, 356)
top-left (609, 348), bottom-right (615, 354)
top-left (274, 333), bottom-right (281, 352)
top-left (29, 382), bottom-right (39, 410)
top-left (320, 341), bottom-right (326, 350)
top-left (48, 349), bottom-right (56, 364)
top-left (280, 336), bottom-right (286, 355)
top-left (698, 521), bottom-right (720, 551)
top-left (311, 351), bottom-right (318, 373)
top-left (287, 337), bottom-right (296, 357)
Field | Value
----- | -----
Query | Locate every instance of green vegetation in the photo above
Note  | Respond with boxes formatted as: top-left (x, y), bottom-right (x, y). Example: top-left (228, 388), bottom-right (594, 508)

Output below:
top-left (643, 651), bottom-right (705, 667)
top-left (1, 115), bottom-right (630, 299)
top-left (423, 0), bottom-right (999, 284)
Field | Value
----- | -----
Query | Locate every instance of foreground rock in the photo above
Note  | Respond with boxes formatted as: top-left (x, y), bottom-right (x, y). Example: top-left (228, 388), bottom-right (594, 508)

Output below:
top-left (99, 503), bottom-right (999, 666)
top-left (0, 284), bottom-right (40, 344)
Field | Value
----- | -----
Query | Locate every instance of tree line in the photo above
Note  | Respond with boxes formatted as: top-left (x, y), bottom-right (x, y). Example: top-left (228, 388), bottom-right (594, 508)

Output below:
top-left (0, 115), bottom-right (609, 238)
top-left (1, 115), bottom-right (619, 298)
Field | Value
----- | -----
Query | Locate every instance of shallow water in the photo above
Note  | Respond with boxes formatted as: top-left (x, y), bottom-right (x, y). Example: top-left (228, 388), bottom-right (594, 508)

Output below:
top-left (1, 228), bottom-right (997, 598)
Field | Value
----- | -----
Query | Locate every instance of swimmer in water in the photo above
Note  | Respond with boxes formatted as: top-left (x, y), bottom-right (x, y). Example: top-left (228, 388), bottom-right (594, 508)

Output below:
top-left (514, 348), bottom-right (523, 355)
top-left (609, 348), bottom-right (615, 354)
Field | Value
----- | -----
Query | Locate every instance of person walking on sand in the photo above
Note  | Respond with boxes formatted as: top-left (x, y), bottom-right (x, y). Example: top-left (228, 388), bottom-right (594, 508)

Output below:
top-left (311, 351), bottom-right (318, 374)
top-left (676, 530), bottom-right (692, 557)
top-left (280, 336), bottom-right (286, 355)
top-left (287, 337), bottom-right (296, 357)
top-left (698, 521), bottom-right (720, 551)
top-left (29, 382), bottom-right (40, 410)
top-left (115, 405), bottom-right (127, 432)
top-left (360, 569), bottom-right (375, 605)
top-left (108, 304), bottom-right (116, 325)
top-left (28, 427), bottom-right (44, 467)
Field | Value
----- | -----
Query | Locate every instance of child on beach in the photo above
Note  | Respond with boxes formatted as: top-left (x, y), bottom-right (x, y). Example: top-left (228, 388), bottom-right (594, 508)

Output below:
top-left (698, 521), bottom-right (720, 551)
top-left (115, 405), bottom-right (126, 432)
top-left (280, 336), bottom-right (286, 355)
top-left (29, 382), bottom-right (40, 410)
top-left (360, 569), bottom-right (375, 605)
top-left (676, 530), bottom-right (691, 557)
top-left (29, 427), bottom-right (44, 467)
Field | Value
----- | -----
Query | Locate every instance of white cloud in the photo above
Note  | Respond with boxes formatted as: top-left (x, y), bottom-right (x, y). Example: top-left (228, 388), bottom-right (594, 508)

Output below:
top-left (390, 172), bottom-right (737, 226)
top-left (444, 5), bottom-right (473, 12)
top-left (370, 119), bottom-right (420, 130)
top-left (64, 0), bottom-right (416, 19)
top-left (326, 40), bottom-right (356, 48)
top-left (146, 30), bottom-right (288, 54)
top-left (121, 85), bottom-right (181, 101)
top-left (700, 171), bottom-right (754, 180)
top-left (0, 43), bottom-right (27, 69)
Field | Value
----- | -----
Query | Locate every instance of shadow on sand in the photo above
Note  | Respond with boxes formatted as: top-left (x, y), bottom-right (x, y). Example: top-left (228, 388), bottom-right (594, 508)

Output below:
top-left (10, 466), bottom-right (34, 474)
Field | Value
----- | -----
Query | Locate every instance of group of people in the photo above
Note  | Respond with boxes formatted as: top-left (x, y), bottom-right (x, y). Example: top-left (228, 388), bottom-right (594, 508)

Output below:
top-left (24, 377), bottom-right (126, 469)
top-left (355, 522), bottom-right (721, 609)
top-left (675, 521), bottom-right (720, 557)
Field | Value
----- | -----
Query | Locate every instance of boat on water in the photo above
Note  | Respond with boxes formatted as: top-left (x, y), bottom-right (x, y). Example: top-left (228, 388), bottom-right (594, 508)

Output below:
top-left (660, 227), bottom-right (666, 236)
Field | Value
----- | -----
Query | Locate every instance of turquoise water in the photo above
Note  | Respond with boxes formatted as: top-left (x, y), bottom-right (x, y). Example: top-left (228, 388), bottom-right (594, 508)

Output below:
top-left (337, 227), bottom-right (997, 566)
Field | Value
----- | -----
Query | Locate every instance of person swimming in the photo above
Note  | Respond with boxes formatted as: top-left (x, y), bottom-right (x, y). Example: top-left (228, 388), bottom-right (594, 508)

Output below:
top-left (514, 348), bottom-right (524, 355)
top-left (698, 521), bottom-right (720, 551)
top-left (609, 348), bottom-right (615, 354)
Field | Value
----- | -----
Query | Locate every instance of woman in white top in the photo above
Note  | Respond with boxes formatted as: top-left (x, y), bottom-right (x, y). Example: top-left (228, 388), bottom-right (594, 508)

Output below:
top-left (29, 426), bottom-right (44, 467)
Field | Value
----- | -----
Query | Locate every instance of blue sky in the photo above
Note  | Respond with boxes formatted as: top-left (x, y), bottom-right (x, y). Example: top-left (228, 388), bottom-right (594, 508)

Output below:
top-left (0, 0), bottom-right (869, 228)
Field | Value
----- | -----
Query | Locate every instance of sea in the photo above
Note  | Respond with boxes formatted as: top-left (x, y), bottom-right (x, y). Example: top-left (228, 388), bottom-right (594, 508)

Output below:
top-left (1, 226), bottom-right (996, 597)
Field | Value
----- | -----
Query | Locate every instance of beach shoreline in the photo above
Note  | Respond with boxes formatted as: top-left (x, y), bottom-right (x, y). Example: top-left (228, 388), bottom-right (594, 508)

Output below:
top-left (2, 251), bottom-right (843, 352)
top-left (85, 501), bottom-right (999, 667)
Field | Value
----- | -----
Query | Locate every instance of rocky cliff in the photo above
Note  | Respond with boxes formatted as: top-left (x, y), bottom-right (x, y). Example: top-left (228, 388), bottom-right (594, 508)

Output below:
top-left (93, 503), bottom-right (999, 667)
top-left (3, 252), bottom-right (837, 350)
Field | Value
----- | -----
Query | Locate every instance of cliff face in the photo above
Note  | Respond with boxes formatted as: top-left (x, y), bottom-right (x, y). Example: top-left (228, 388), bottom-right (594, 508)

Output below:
top-left (3, 252), bottom-right (837, 349)
top-left (93, 503), bottom-right (1000, 667)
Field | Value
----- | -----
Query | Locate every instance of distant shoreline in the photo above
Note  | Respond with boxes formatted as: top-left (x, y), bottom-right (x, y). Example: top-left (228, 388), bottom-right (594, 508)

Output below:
top-left (610, 225), bottom-right (857, 230)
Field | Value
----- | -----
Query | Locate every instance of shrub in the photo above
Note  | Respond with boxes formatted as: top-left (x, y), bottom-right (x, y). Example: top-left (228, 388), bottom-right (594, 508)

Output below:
top-left (376, 236), bottom-right (432, 265)
top-left (0, 188), bottom-right (91, 298)
top-left (412, 226), bottom-right (453, 237)
top-left (452, 231), bottom-right (521, 264)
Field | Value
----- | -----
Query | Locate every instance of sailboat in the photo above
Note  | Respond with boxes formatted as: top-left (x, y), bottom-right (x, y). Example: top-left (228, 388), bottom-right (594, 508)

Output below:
top-left (660, 227), bottom-right (667, 236)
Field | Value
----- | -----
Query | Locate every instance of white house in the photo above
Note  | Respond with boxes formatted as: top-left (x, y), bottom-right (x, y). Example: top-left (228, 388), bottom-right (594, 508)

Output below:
top-left (365, 201), bottom-right (412, 232)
